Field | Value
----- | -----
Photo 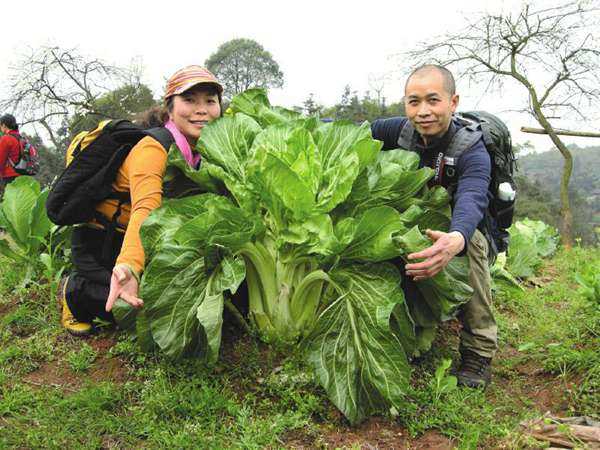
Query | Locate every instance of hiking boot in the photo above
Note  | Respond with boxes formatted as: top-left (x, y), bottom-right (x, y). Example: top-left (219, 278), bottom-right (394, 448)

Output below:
top-left (58, 276), bottom-right (92, 337)
top-left (457, 348), bottom-right (492, 389)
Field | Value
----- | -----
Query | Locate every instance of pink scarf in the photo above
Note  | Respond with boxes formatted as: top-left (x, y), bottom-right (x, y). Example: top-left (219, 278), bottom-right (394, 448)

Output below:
top-left (164, 120), bottom-right (201, 168)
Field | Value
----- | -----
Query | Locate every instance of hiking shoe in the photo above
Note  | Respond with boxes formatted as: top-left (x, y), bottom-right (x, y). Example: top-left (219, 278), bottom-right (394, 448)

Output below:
top-left (457, 348), bottom-right (492, 389)
top-left (58, 276), bottom-right (92, 337)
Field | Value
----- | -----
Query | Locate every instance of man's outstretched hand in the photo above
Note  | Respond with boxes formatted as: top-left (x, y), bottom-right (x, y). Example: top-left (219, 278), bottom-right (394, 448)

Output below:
top-left (405, 230), bottom-right (465, 281)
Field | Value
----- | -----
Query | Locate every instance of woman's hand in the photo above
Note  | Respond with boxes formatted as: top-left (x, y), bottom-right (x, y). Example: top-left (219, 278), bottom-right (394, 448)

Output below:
top-left (105, 264), bottom-right (143, 312)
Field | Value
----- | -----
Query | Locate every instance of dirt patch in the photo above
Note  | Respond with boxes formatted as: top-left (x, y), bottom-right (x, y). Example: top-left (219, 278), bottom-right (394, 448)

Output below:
top-left (285, 418), bottom-right (454, 449)
top-left (23, 360), bottom-right (81, 392)
top-left (22, 334), bottom-right (131, 393)
top-left (87, 334), bottom-right (118, 353)
top-left (0, 300), bottom-right (16, 316)
top-left (493, 346), bottom-right (574, 415)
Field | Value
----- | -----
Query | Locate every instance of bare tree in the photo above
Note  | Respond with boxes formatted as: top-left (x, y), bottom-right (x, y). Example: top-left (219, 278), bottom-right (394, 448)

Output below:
top-left (403, 1), bottom-right (600, 247)
top-left (1, 46), bottom-right (143, 149)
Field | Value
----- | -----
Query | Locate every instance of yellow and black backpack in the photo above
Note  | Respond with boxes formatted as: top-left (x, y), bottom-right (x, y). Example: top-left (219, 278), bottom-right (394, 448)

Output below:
top-left (46, 120), bottom-right (174, 227)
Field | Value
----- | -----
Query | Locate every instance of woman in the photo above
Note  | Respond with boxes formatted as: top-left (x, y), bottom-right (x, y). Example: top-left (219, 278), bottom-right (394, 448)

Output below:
top-left (60, 66), bottom-right (223, 335)
top-left (0, 114), bottom-right (22, 199)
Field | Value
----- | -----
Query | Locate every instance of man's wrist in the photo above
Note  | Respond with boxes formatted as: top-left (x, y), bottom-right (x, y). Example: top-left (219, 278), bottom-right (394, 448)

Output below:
top-left (448, 231), bottom-right (466, 255)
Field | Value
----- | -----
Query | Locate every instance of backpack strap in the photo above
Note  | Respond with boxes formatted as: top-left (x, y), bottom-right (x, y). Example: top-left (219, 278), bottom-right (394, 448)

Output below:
top-left (445, 123), bottom-right (483, 160)
top-left (433, 122), bottom-right (483, 193)
top-left (146, 127), bottom-right (175, 152)
top-left (397, 120), bottom-right (416, 150)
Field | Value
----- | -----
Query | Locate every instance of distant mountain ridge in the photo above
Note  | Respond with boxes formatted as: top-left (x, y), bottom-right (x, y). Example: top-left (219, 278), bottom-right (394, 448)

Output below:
top-left (517, 145), bottom-right (600, 199)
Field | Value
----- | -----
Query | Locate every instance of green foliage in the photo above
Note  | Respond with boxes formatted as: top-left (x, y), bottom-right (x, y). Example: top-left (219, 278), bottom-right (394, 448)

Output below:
top-left (205, 38), bottom-right (284, 98)
top-left (319, 85), bottom-right (405, 122)
top-left (67, 343), bottom-right (98, 372)
top-left (505, 218), bottom-right (559, 279)
top-left (32, 138), bottom-right (65, 188)
top-left (517, 145), bottom-right (600, 245)
top-left (496, 246), bottom-right (600, 416)
top-left (69, 83), bottom-right (157, 136)
top-left (514, 174), bottom-right (559, 227)
top-left (0, 176), bottom-right (70, 288)
top-left (0, 177), bottom-right (52, 283)
top-left (430, 359), bottom-right (457, 402)
top-left (115, 88), bottom-right (472, 424)
top-left (575, 265), bottom-right (600, 309)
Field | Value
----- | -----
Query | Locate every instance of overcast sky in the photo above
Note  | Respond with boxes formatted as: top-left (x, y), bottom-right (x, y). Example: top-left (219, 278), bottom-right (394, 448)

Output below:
top-left (1, 0), bottom-right (598, 151)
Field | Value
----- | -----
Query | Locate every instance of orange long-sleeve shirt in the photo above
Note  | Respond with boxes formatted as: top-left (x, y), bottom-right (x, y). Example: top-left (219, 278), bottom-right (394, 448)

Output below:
top-left (94, 136), bottom-right (168, 277)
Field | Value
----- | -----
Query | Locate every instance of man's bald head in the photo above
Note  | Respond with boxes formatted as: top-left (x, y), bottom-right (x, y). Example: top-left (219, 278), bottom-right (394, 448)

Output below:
top-left (405, 64), bottom-right (456, 97)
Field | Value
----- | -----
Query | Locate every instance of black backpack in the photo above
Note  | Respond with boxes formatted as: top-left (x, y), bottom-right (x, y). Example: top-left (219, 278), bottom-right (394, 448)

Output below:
top-left (398, 111), bottom-right (517, 255)
top-left (46, 120), bottom-right (174, 228)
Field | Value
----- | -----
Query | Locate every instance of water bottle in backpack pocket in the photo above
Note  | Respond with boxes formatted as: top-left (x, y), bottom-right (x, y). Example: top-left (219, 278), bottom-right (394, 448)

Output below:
top-left (493, 181), bottom-right (516, 230)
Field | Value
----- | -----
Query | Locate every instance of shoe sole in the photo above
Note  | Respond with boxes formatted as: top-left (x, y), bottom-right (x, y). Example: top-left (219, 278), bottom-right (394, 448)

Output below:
top-left (66, 327), bottom-right (93, 337)
top-left (457, 375), bottom-right (490, 390)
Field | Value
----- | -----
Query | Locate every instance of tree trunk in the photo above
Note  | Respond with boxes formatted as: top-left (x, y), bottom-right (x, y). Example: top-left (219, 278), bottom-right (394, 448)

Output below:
top-left (527, 97), bottom-right (575, 247)
top-left (551, 136), bottom-right (574, 248)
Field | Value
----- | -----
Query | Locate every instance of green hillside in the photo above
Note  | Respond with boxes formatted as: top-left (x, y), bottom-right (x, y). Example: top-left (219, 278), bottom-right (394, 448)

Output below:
top-left (515, 144), bottom-right (600, 244)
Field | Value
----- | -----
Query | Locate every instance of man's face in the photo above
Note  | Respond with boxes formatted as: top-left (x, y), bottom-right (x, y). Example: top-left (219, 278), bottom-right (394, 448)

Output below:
top-left (404, 71), bottom-right (459, 143)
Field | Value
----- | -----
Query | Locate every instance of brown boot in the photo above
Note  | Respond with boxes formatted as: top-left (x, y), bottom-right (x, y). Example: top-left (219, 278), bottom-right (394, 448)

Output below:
top-left (457, 348), bottom-right (492, 389)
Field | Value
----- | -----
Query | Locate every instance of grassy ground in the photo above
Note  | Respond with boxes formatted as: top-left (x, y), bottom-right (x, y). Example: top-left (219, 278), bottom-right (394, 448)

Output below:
top-left (0, 246), bottom-right (598, 449)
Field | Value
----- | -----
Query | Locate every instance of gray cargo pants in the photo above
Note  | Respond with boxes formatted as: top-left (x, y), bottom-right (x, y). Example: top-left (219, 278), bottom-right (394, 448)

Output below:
top-left (459, 229), bottom-right (498, 358)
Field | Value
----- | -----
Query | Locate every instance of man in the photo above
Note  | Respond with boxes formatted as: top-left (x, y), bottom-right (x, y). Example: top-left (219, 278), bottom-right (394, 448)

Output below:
top-left (371, 65), bottom-right (497, 388)
top-left (0, 114), bottom-right (22, 200)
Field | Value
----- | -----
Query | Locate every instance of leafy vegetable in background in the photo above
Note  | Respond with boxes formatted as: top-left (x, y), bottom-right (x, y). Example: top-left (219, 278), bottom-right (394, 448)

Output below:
top-left (491, 218), bottom-right (559, 285)
top-left (114, 89), bottom-right (472, 424)
top-left (0, 176), bottom-right (55, 283)
top-left (575, 265), bottom-right (600, 311)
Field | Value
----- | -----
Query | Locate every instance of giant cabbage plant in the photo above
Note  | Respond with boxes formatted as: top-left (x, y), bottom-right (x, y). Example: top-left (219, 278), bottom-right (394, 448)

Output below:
top-left (115, 90), bottom-right (472, 424)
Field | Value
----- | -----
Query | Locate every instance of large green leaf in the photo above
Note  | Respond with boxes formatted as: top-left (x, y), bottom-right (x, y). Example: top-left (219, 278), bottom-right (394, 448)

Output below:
top-left (504, 219), bottom-right (559, 279)
top-left (229, 89), bottom-right (301, 127)
top-left (197, 114), bottom-right (261, 182)
top-left (140, 194), bottom-right (217, 259)
top-left (137, 193), bottom-right (255, 361)
top-left (141, 244), bottom-right (242, 363)
top-left (1, 176), bottom-right (40, 247)
top-left (312, 121), bottom-right (380, 212)
top-left (172, 196), bottom-right (262, 252)
top-left (248, 124), bottom-right (322, 218)
top-left (164, 146), bottom-right (224, 195)
top-left (281, 213), bottom-right (342, 257)
top-left (304, 263), bottom-right (412, 425)
top-left (343, 150), bottom-right (434, 215)
top-left (395, 226), bottom-right (472, 321)
top-left (340, 206), bottom-right (406, 262)
top-left (28, 189), bottom-right (52, 250)
top-left (249, 152), bottom-right (317, 221)
top-left (228, 88), bottom-right (271, 117)
top-left (141, 243), bottom-right (208, 359)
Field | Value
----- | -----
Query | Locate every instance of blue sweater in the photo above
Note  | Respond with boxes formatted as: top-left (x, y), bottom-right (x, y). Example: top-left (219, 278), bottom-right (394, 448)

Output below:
top-left (371, 117), bottom-right (491, 250)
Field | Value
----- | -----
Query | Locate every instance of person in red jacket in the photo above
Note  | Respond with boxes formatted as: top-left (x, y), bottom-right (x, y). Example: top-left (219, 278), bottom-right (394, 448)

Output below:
top-left (0, 114), bottom-right (22, 199)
